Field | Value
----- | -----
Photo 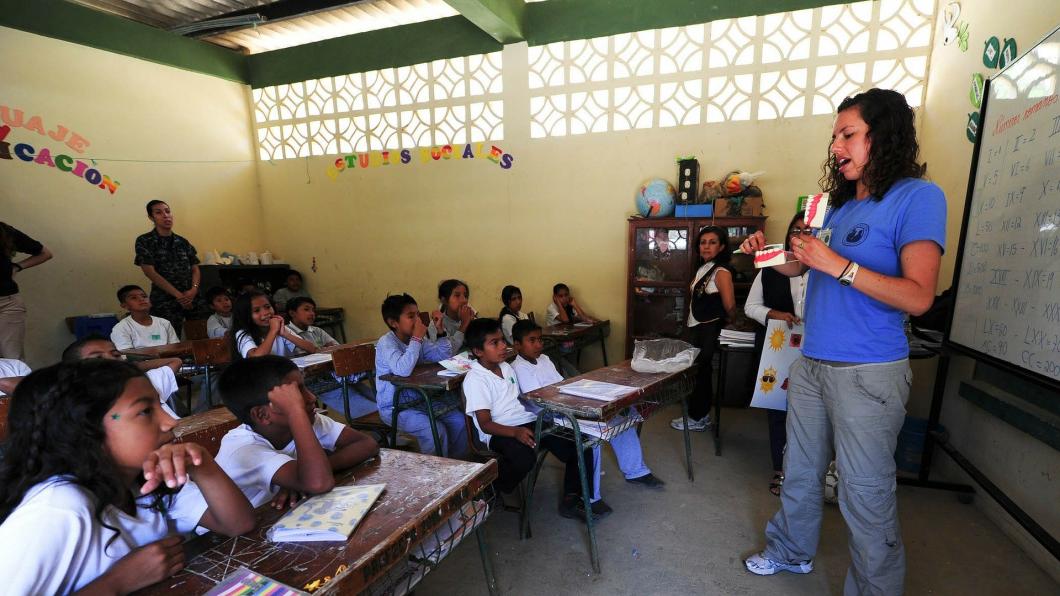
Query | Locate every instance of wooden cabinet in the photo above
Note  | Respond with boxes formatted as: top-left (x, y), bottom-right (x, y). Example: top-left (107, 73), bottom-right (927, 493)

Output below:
top-left (625, 215), bottom-right (766, 356)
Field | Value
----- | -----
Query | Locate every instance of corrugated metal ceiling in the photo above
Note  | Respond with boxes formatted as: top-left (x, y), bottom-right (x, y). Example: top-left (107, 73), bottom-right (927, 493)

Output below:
top-left (69, 0), bottom-right (281, 30)
top-left (69, 0), bottom-right (461, 55)
top-left (205, 0), bottom-right (459, 54)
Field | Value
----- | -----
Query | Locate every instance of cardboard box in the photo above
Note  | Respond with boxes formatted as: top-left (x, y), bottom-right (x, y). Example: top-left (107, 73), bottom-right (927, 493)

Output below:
top-left (741, 196), bottom-right (764, 216)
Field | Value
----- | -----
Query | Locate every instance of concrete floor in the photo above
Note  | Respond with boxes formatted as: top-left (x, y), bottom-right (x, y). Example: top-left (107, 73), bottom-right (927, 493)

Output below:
top-left (417, 404), bottom-right (1058, 595)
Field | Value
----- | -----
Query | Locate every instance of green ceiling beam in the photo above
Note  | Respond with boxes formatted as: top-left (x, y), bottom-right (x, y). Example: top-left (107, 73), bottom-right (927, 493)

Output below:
top-left (525, 0), bottom-right (851, 46)
top-left (443, 0), bottom-right (525, 43)
top-left (246, 16), bottom-right (501, 88)
top-left (0, 0), bottom-right (248, 83)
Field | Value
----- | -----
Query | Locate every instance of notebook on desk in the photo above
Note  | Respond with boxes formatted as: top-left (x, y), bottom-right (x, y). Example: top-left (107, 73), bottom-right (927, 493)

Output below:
top-left (267, 484), bottom-right (386, 542)
top-left (558, 379), bottom-right (638, 402)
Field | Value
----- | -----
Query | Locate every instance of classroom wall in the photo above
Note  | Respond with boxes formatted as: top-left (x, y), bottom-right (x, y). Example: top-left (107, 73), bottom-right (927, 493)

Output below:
top-left (0, 27), bottom-right (264, 367)
top-left (255, 41), bottom-right (832, 360)
top-left (918, 1), bottom-right (1060, 581)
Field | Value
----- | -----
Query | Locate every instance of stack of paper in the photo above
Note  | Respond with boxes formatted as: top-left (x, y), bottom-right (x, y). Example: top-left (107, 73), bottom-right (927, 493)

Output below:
top-left (558, 379), bottom-right (638, 402)
top-left (719, 329), bottom-right (756, 346)
top-left (267, 484), bottom-right (386, 542)
top-left (291, 352), bottom-right (332, 368)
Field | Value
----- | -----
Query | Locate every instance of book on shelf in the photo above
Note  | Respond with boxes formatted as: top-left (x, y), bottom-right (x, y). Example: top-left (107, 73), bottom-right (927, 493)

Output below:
top-left (267, 484), bottom-right (386, 542)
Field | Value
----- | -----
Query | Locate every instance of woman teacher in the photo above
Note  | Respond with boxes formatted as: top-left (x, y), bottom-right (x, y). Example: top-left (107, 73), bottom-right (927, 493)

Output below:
top-left (742, 88), bottom-right (946, 595)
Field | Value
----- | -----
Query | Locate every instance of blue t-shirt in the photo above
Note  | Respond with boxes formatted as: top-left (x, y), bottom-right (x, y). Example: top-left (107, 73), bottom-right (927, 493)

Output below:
top-left (802, 178), bottom-right (946, 362)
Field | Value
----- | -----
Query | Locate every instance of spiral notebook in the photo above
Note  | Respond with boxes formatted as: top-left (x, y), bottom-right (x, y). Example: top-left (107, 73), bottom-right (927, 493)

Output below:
top-left (267, 484), bottom-right (386, 542)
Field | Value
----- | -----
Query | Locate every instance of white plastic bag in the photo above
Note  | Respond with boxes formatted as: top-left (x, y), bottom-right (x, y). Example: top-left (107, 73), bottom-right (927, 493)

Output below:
top-left (630, 339), bottom-right (700, 373)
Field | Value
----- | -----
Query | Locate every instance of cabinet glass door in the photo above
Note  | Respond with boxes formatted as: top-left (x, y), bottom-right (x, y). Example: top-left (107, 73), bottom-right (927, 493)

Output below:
top-left (633, 226), bottom-right (690, 283)
top-left (721, 224), bottom-right (759, 286)
top-left (630, 286), bottom-right (687, 340)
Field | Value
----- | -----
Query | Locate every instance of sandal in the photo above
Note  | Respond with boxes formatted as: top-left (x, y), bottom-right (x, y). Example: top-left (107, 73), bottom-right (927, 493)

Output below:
top-left (769, 472), bottom-right (784, 496)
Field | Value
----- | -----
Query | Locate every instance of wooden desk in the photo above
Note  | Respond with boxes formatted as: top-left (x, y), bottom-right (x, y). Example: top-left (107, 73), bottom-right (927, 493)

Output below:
top-left (523, 359), bottom-right (697, 573)
top-left (296, 339), bottom-right (377, 378)
top-left (378, 362), bottom-right (466, 456)
top-left (122, 341), bottom-right (195, 360)
top-left (135, 450), bottom-right (498, 595)
top-left (0, 396), bottom-right (9, 443)
top-left (541, 320), bottom-right (611, 368)
top-left (173, 407), bottom-right (239, 457)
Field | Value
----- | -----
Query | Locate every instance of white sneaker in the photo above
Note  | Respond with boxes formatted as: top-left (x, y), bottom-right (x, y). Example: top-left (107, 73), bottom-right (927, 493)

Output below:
top-left (670, 415), bottom-right (712, 432)
top-left (744, 552), bottom-right (813, 576)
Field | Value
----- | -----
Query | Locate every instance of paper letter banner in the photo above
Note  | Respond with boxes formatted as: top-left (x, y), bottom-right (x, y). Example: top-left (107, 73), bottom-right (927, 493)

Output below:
top-left (749, 319), bottom-right (805, 411)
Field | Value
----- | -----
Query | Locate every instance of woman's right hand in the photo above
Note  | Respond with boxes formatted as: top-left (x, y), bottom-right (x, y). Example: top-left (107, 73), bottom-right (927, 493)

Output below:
top-left (767, 309), bottom-right (801, 329)
top-left (740, 231), bottom-right (768, 254)
top-left (98, 535), bottom-right (185, 593)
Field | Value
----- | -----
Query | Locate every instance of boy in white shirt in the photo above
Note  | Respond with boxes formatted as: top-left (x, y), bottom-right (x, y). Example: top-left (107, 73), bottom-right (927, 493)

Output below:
top-left (285, 296), bottom-right (340, 351)
top-left (545, 283), bottom-right (597, 326)
top-left (0, 357), bottom-right (30, 396)
top-left (62, 334), bottom-right (183, 419)
top-left (215, 356), bottom-right (379, 508)
top-left (109, 285), bottom-right (178, 350)
top-left (205, 286), bottom-right (233, 338)
top-left (511, 320), bottom-right (664, 494)
top-left (285, 296), bottom-right (375, 419)
top-left (463, 318), bottom-right (609, 520)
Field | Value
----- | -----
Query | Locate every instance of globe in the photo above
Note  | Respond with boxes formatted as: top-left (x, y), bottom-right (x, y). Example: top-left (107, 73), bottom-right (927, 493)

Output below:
top-left (635, 179), bottom-right (676, 217)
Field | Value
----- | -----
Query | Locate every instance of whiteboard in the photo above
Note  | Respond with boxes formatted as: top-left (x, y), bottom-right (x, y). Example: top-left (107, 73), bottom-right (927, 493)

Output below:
top-left (947, 25), bottom-right (1060, 390)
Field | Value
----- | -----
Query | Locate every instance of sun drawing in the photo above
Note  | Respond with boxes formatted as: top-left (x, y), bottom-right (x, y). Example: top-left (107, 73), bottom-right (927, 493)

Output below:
top-left (760, 366), bottom-right (778, 393)
top-left (769, 327), bottom-right (786, 351)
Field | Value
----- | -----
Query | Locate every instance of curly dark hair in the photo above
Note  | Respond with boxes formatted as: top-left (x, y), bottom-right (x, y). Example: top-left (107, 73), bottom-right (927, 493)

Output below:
top-left (820, 88), bottom-right (927, 208)
top-left (0, 359), bottom-right (161, 548)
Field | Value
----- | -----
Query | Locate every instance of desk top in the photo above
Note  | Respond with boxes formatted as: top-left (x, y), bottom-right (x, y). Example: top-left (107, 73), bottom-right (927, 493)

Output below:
top-left (525, 359), bottom-right (696, 420)
top-left (122, 341), bottom-right (195, 359)
top-left (540, 320), bottom-right (610, 339)
top-left (379, 362), bottom-right (466, 392)
top-left (297, 339), bottom-right (376, 377)
top-left (136, 449), bottom-right (496, 595)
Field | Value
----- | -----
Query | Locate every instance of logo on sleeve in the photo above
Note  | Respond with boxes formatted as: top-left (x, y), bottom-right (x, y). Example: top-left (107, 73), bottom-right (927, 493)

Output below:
top-left (844, 224), bottom-right (869, 246)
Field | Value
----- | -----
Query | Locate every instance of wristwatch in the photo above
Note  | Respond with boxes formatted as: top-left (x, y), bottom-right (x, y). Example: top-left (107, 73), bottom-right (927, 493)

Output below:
top-left (838, 262), bottom-right (860, 286)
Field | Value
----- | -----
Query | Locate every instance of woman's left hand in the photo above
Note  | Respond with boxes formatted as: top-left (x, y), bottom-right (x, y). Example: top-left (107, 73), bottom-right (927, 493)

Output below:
top-left (790, 234), bottom-right (848, 278)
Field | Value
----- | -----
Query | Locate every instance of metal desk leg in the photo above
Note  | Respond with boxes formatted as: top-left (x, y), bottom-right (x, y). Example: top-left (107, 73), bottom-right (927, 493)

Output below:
top-left (417, 388), bottom-right (444, 457)
top-left (563, 413), bottom-right (601, 574)
top-left (599, 333), bottom-right (609, 367)
top-left (475, 526), bottom-right (499, 596)
top-left (341, 377), bottom-right (353, 422)
top-left (714, 350), bottom-right (725, 457)
top-left (681, 395), bottom-right (694, 481)
top-left (522, 412), bottom-right (549, 540)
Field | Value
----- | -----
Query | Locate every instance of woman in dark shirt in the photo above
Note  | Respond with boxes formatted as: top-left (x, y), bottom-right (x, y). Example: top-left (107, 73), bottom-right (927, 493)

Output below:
top-left (0, 223), bottom-right (53, 359)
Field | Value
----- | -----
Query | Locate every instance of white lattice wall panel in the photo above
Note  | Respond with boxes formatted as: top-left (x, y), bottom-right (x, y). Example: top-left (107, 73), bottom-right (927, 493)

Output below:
top-left (528, 0), bottom-right (935, 137)
top-left (254, 52), bottom-right (502, 159)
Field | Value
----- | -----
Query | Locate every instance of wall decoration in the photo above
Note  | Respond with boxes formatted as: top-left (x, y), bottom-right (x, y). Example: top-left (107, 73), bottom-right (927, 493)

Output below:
top-left (0, 105), bottom-right (91, 153)
top-left (966, 112), bottom-right (980, 143)
top-left (325, 142), bottom-right (514, 180)
top-left (0, 124), bottom-right (119, 194)
top-left (941, 3), bottom-right (969, 52)
top-left (750, 319), bottom-right (805, 411)
top-left (983, 36), bottom-right (1001, 68)
top-left (998, 37), bottom-right (1019, 69)
top-left (970, 72), bottom-right (985, 109)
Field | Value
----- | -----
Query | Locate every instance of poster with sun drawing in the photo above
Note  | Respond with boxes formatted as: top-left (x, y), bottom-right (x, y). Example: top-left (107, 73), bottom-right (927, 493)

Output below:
top-left (749, 320), bottom-right (805, 411)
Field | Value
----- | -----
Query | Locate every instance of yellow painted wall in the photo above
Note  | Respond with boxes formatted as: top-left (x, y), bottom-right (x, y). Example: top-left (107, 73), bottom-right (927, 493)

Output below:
top-left (257, 43), bottom-right (831, 360)
top-left (917, 1), bottom-right (1060, 581)
top-left (0, 27), bottom-right (264, 367)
